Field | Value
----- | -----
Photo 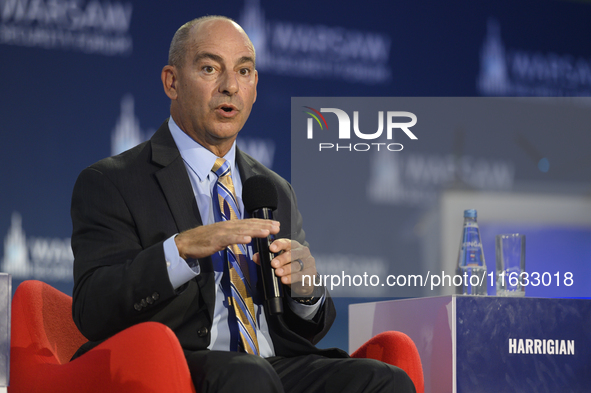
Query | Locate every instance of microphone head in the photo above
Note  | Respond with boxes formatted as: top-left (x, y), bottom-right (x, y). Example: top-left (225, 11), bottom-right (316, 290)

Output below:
top-left (243, 175), bottom-right (279, 212)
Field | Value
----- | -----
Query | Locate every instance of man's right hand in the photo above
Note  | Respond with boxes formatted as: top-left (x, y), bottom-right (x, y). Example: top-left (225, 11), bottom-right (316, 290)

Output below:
top-left (174, 219), bottom-right (280, 260)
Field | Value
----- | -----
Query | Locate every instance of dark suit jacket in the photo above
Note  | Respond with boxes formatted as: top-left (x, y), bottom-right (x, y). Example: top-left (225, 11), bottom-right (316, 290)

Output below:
top-left (71, 121), bottom-right (346, 359)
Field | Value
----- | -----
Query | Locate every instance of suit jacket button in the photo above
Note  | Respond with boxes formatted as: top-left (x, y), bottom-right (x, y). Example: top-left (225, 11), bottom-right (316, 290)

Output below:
top-left (152, 292), bottom-right (160, 301)
top-left (140, 299), bottom-right (147, 308)
top-left (146, 296), bottom-right (154, 305)
top-left (197, 327), bottom-right (209, 337)
top-left (134, 303), bottom-right (142, 311)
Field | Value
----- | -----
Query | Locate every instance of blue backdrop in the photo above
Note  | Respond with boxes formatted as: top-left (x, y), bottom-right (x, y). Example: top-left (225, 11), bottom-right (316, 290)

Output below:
top-left (2, 0), bottom-right (591, 350)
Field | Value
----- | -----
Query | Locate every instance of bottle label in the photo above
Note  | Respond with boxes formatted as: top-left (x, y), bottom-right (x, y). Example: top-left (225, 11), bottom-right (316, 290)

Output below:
top-left (460, 227), bottom-right (484, 267)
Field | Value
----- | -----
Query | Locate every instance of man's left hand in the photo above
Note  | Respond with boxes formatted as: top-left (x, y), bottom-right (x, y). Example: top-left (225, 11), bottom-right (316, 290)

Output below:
top-left (253, 239), bottom-right (317, 296)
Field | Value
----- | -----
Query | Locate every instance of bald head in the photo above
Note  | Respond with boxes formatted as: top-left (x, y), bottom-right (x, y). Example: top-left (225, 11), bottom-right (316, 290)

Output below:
top-left (168, 16), bottom-right (256, 69)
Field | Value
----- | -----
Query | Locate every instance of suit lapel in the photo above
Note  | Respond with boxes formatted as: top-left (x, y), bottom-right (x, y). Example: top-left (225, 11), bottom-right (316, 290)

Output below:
top-left (151, 121), bottom-right (202, 232)
top-left (150, 121), bottom-right (215, 320)
top-left (236, 147), bottom-right (261, 184)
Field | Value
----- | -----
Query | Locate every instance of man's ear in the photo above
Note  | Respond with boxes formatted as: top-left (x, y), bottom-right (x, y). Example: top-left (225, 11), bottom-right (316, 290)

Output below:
top-left (161, 65), bottom-right (178, 100)
top-left (252, 69), bottom-right (258, 104)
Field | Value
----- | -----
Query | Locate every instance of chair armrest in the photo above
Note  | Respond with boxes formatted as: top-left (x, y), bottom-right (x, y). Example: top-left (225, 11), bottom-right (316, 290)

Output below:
top-left (350, 331), bottom-right (424, 393)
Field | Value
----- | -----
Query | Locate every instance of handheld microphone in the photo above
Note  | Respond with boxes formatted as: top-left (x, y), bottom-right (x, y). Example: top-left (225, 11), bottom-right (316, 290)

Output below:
top-left (243, 175), bottom-right (283, 315)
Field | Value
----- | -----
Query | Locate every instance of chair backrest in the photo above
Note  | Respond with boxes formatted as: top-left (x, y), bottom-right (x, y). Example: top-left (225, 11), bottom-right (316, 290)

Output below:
top-left (11, 280), bottom-right (87, 365)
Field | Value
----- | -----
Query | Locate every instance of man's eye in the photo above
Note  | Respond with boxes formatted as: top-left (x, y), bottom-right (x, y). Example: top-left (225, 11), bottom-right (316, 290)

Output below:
top-left (203, 66), bottom-right (215, 74)
top-left (239, 68), bottom-right (251, 76)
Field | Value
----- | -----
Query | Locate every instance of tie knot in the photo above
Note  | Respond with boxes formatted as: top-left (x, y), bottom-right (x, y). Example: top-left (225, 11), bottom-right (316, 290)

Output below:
top-left (212, 158), bottom-right (230, 178)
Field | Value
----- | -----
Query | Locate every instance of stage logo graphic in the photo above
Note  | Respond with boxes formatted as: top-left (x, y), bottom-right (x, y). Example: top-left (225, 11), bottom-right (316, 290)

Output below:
top-left (111, 94), bottom-right (153, 156)
top-left (477, 19), bottom-right (509, 95)
top-left (0, 0), bottom-right (133, 56)
top-left (1, 212), bottom-right (73, 281)
top-left (240, 0), bottom-right (392, 84)
top-left (477, 18), bottom-right (591, 96)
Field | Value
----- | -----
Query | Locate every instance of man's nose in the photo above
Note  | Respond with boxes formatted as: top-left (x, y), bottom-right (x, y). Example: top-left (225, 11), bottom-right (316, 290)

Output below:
top-left (219, 71), bottom-right (239, 95)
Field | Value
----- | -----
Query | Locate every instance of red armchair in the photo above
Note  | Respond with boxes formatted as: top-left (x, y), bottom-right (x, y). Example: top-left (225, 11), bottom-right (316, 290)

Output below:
top-left (9, 280), bottom-right (195, 393)
top-left (9, 280), bottom-right (423, 392)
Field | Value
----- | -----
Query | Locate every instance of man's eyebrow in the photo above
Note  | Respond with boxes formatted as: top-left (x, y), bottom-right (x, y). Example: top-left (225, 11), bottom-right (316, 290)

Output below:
top-left (193, 52), bottom-right (223, 64)
top-left (236, 56), bottom-right (255, 66)
top-left (192, 53), bottom-right (255, 68)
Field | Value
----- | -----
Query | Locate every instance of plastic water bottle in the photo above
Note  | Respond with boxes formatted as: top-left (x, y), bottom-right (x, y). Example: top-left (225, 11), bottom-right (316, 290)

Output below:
top-left (457, 209), bottom-right (487, 295)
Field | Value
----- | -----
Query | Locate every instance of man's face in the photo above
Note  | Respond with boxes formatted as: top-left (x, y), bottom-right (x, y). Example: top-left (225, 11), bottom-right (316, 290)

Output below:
top-left (166, 19), bottom-right (258, 152)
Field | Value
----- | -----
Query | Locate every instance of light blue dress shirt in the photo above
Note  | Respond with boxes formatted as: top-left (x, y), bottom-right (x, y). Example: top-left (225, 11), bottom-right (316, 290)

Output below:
top-left (162, 117), bottom-right (321, 357)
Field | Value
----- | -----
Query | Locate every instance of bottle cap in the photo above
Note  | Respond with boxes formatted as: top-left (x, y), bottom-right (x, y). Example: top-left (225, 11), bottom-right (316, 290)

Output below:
top-left (464, 209), bottom-right (477, 218)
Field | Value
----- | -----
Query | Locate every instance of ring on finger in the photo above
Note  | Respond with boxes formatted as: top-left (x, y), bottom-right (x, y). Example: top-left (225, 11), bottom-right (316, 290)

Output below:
top-left (296, 259), bottom-right (304, 272)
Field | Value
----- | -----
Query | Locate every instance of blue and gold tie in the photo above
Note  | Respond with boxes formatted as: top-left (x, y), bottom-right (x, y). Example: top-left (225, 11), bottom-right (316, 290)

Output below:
top-left (212, 158), bottom-right (260, 355)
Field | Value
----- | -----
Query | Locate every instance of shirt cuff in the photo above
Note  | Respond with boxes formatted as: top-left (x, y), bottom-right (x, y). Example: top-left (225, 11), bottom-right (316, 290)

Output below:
top-left (286, 287), bottom-right (326, 321)
top-left (163, 234), bottom-right (200, 290)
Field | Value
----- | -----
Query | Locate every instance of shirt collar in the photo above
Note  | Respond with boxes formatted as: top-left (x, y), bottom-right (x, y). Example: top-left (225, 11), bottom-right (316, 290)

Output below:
top-left (168, 116), bottom-right (238, 182)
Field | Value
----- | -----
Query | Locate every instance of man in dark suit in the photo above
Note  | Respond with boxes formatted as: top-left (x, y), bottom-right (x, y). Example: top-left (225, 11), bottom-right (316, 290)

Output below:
top-left (71, 15), bottom-right (415, 393)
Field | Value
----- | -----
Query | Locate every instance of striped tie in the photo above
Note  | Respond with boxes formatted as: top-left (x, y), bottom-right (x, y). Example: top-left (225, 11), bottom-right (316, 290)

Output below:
top-left (212, 158), bottom-right (260, 355)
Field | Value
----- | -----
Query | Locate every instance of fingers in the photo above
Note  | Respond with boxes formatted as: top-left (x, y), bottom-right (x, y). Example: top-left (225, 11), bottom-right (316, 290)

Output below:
top-left (252, 252), bottom-right (260, 266)
top-left (270, 240), bottom-right (317, 290)
top-left (269, 238), bottom-right (291, 254)
top-left (223, 219), bottom-right (279, 245)
top-left (270, 239), bottom-right (310, 269)
top-left (175, 219), bottom-right (279, 260)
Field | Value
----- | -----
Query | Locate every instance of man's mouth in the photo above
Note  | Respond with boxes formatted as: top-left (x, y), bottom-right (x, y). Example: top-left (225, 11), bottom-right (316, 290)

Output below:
top-left (218, 104), bottom-right (238, 113)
